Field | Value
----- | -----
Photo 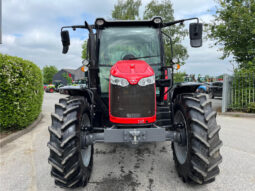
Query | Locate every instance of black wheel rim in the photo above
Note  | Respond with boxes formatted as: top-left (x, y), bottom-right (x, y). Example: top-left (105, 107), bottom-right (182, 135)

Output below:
top-left (80, 113), bottom-right (92, 167)
top-left (173, 110), bottom-right (188, 165)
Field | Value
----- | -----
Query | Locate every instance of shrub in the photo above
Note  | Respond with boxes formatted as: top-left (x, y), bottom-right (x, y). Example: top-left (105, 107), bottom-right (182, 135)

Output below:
top-left (247, 102), bottom-right (255, 113)
top-left (0, 54), bottom-right (44, 131)
top-left (174, 71), bottom-right (186, 83)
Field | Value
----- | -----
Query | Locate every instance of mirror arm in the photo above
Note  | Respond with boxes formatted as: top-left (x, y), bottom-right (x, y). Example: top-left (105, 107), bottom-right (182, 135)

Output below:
top-left (61, 25), bottom-right (85, 31)
top-left (162, 31), bottom-right (174, 62)
top-left (163, 17), bottom-right (199, 27)
top-left (61, 24), bottom-right (95, 32)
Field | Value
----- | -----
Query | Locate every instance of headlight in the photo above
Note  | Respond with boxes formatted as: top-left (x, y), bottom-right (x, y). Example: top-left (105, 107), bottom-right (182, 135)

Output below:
top-left (138, 75), bottom-right (155, 86)
top-left (110, 75), bottom-right (129, 87)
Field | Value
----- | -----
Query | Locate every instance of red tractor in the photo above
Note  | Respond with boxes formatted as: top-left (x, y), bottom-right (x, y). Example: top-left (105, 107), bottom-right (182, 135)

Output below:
top-left (48, 17), bottom-right (222, 188)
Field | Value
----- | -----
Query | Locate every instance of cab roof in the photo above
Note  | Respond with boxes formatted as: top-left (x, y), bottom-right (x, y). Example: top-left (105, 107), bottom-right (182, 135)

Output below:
top-left (94, 17), bottom-right (163, 29)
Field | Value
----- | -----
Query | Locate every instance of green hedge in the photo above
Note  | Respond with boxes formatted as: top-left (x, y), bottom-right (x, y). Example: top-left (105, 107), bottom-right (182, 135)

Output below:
top-left (0, 54), bottom-right (44, 131)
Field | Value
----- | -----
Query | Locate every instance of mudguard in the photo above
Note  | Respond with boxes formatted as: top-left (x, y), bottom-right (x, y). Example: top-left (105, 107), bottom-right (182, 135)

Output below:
top-left (60, 85), bottom-right (94, 104)
top-left (169, 82), bottom-right (202, 101)
top-left (60, 85), bottom-right (109, 120)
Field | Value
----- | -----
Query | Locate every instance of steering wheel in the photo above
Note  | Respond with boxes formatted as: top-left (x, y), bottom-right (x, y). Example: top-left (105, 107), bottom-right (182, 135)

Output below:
top-left (123, 54), bottom-right (135, 60)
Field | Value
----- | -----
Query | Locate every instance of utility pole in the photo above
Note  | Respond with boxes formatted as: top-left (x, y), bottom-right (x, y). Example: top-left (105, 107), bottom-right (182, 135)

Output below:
top-left (0, 0), bottom-right (2, 44)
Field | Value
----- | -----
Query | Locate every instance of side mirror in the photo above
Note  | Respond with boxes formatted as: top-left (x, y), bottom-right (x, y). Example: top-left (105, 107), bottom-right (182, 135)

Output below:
top-left (61, 30), bottom-right (70, 54)
top-left (189, 23), bottom-right (203, 48)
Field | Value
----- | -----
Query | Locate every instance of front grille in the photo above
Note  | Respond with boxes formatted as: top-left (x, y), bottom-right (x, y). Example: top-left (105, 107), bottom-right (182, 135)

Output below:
top-left (110, 84), bottom-right (155, 118)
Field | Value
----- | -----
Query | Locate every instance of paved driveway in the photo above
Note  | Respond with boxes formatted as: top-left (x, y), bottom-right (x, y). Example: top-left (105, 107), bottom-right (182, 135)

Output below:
top-left (0, 93), bottom-right (255, 191)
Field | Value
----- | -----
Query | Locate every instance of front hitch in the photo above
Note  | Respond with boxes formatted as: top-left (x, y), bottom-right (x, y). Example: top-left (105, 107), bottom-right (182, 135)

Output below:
top-left (81, 127), bottom-right (183, 147)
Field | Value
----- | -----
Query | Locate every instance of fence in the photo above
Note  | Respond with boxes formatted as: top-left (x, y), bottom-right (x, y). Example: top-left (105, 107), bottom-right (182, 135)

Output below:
top-left (222, 74), bottom-right (255, 112)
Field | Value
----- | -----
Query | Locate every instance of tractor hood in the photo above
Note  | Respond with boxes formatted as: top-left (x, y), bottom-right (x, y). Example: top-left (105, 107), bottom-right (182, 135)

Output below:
top-left (110, 60), bottom-right (154, 85)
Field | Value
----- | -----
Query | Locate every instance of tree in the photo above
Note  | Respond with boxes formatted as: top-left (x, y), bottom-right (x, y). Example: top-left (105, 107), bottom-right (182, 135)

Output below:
top-left (143, 0), bottom-right (188, 65)
top-left (173, 71), bottom-right (186, 83)
top-left (81, 40), bottom-right (87, 60)
top-left (42, 65), bottom-right (58, 84)
top-left (62, 72), bottom-right (73, 85)
top-left (112, 0), bottom-right (141, 20)
top-left (207, 0), bottom-right (255, 69)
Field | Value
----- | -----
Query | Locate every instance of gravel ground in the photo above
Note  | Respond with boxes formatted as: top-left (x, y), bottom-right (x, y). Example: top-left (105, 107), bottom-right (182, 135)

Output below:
top-left (0, 93), bottom-right (255, 191)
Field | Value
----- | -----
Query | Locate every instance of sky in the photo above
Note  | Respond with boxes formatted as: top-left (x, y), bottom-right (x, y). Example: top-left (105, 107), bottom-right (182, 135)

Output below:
top-left (1, 0), bottom-right (234, 76)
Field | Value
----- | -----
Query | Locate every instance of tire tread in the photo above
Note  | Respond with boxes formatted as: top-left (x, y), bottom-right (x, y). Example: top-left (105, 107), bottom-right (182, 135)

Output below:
top-left (48, 96), bottom-right (93, 188)
top-left (172, 93), bottom-right (222, 185)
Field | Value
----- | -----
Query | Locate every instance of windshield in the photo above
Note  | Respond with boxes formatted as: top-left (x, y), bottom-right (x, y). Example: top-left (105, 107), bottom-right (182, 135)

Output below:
top-left (99, 27), bottom-right (161, 66)
top-left (98, 26), bottom-right (161, 93)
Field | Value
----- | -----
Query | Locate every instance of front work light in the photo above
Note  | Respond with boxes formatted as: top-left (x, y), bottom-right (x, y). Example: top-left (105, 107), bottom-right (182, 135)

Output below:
top-left (110, 75), bottom-right (129, 87)
top-left (138, 75), bottom-right (155, 86)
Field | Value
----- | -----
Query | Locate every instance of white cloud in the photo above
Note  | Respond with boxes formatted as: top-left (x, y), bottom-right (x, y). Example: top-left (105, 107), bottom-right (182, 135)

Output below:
top-left (1, 0), bottom-right (233, 76)
top-left (200, 14), bottom-right (215, 23)
top-left (3, 35), bottom-right (16, 45)
top-left (180, 37), bottom-right (233, 76)
top-left (171, 0), bottom-right (215, 18)
top-left (1, 0), bottom-right (116, 69)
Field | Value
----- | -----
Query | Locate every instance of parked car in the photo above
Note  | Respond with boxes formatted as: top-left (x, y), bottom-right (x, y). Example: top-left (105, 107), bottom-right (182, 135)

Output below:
top-left (208, 81), bottom-right (223, 99)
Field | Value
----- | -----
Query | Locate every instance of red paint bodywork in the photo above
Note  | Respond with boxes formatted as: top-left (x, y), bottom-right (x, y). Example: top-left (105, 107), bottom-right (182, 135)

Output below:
top-left (164, 70), bottom-right (168, 101)
top-left (110, 60), bottom-right (155, 85)
top-left (109, 60), bottom-right (156, 124)
top-left (109, 114), bottom-right (156, 124)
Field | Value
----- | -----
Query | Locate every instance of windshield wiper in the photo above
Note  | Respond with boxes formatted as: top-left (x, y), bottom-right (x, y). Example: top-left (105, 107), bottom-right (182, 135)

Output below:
top-left (127, 55), bottom-right (159, 60)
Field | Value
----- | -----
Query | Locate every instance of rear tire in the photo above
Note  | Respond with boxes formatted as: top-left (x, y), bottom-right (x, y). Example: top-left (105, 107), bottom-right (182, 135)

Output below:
top-left (172, 93), bottom-right (222, 184)
top-left (48, 96), bottom-right (93, 188)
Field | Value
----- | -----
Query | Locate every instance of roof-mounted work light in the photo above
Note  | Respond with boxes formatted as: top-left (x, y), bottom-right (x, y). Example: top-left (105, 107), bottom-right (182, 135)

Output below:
top-left (95, 18), bottom-right (105, 26)
top-left (153, 17), bottom-right (162, 24)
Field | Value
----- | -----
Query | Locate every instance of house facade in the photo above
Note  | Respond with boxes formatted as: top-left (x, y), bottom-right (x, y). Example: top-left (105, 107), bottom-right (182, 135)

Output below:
top-left (52, 66), bottom-right (84, 85)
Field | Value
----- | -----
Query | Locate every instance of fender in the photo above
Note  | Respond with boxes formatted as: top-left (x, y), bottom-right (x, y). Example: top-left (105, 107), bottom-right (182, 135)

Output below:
top-left (60, 85), bottom-right (94, 105)
top-left (60, 85), bottom-right (109, 123)
top-left (169, 82), bottom-right (202, 101)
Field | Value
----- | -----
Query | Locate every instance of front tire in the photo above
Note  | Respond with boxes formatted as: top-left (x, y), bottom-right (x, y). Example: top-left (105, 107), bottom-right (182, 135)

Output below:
top-left (47, 96), bottom-right (93, 188)
top-left (172, 93), bottom-right (222, 184)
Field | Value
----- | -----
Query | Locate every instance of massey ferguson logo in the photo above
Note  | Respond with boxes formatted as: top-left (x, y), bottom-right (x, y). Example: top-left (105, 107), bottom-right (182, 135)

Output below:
top-left (130, 80), bottom-right (137, 84)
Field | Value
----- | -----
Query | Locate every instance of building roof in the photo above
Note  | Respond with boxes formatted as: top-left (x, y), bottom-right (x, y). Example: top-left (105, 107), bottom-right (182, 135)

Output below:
top-left (62, 66), bottom-right (84, 80)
